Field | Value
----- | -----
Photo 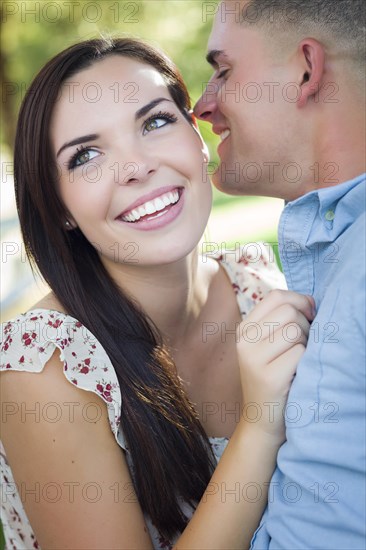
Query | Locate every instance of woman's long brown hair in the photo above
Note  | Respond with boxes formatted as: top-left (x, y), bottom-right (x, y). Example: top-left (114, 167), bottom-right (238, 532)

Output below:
top-left (14, 37), bottom-right (215, 538)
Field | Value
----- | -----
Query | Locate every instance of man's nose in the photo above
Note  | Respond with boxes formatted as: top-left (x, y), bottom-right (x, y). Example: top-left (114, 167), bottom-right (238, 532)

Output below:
top-left (193, 81), bottom-right (219, 123)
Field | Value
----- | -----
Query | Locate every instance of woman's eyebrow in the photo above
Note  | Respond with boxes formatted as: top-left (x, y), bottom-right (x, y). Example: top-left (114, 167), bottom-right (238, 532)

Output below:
top-left (135, 97), bottom-right (174, 120)
top-left (56, 133), bottom-right (98, 158)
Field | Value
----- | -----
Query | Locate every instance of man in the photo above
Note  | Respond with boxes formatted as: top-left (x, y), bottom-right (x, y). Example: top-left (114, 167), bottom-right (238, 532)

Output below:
top-left (194, 1), bottom-right (365, 548)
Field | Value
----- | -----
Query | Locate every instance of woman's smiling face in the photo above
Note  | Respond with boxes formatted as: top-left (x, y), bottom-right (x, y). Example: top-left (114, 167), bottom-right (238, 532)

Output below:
top-left (51, 55), bottom-right (212, 268)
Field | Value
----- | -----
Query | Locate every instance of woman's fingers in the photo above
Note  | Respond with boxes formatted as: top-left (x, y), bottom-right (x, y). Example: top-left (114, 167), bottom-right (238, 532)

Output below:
top-left (239, 304), bottom-right (310, 343)
top-left (244, 289), bottom-right (315, 324)
top-left (237, 304), bottom-right (311, 367)
top-left (236, 289), bottom-right (313, 440)
top-left (238, 319), bottom-right (308, 368)
top-left (267, 343), bottom-right (307, 386)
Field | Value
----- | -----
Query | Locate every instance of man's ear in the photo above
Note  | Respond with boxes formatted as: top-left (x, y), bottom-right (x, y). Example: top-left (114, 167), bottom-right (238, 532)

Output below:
top-left (297, 38), bottom-right (325, 108)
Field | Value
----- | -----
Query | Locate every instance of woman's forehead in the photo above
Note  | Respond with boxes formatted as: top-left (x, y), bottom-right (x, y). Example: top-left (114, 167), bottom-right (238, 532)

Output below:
top-left (63, 55), bottom-right (168, 91)
top-left (50, 55), bottom-right (173, 149)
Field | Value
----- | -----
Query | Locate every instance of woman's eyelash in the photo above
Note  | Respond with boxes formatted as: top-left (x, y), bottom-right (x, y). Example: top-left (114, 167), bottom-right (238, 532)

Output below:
top-left (143, 110), bottom-right (178, 130)
top-left (67, 145), bottom-right (97, 171)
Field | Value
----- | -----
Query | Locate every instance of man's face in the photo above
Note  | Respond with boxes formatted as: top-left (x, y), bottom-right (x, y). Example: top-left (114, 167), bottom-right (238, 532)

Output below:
top-left (194, 1), bottom-right (306, 200)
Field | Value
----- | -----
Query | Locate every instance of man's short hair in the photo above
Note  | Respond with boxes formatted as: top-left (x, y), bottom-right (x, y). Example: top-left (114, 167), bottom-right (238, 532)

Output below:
top-left (240, 0), bottom-right (365, 79)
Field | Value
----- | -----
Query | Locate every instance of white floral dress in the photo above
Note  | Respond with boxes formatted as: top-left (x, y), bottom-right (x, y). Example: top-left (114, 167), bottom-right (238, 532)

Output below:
top-left (0, 245), bottom-right (285, 549)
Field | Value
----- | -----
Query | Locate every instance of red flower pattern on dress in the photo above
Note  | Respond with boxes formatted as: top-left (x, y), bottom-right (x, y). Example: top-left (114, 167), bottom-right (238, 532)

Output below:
top-left (73, 356), bottom-right (97, 376)
top-left (22, 332), bottom-right (37, 347)
top-left (3, 338), bottom-right (12, 351)
top-left (47, 319), bottom-right (62, 329)
top-left (96, 381), bottom-right (114, 402)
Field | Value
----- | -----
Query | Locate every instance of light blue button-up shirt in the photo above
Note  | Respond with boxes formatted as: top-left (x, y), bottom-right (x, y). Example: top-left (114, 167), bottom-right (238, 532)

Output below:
top-left (251, 173), bottom-right (366, 549)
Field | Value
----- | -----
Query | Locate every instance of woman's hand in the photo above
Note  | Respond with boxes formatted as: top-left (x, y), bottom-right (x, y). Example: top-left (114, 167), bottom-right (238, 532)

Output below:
top-left (237, 289), bottom-right (315, 442)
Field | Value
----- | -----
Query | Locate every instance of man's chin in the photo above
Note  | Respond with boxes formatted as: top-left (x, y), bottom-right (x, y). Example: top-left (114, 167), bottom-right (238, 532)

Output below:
top-left (212, 162), bottom-right (244, 196)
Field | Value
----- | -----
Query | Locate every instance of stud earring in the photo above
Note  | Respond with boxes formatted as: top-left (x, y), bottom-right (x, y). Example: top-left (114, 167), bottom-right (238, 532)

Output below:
top-left (65, 221), bottom-right (71, 228)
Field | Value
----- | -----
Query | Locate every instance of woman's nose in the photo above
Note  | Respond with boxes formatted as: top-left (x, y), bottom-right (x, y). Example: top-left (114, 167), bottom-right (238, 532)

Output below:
top-left (115, 149), bottom-right (159, 186)
top-left (120, 162), bottom-right (156, 185)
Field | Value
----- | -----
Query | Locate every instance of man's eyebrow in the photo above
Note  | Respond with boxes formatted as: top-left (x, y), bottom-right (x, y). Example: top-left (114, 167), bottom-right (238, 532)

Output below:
top-left (56, 134), bottom-right (99, 158)
top-left (135, 97), bottom-right (174, 120)
top-left (206, 50), bottom-right (225, 68)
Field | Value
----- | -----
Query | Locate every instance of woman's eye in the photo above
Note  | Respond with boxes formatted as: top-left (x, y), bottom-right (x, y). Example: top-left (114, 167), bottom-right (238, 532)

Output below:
top-left (144, 117), bottom-right (169, 133)
top-left (75, 149), bottom-right (99, 166)
top-left (70, 148), bottom-right (99, 169)
top-left (143, 112), bottom-right (178, 135)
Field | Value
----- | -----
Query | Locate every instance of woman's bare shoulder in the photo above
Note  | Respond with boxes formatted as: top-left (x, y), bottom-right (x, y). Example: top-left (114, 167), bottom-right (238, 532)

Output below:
top-left (30, 292), bottom-right (65, 313)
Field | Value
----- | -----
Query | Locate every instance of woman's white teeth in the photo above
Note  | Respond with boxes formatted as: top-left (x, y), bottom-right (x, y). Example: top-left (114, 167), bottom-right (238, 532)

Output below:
top-left (131, 209), bottom-right (141, 220)
top-left (122, 190), bottom-right (180, 222)
top-left (145, 201), bottom-right (155, 215)
top-left (220, 129), bottom-right (231, 141)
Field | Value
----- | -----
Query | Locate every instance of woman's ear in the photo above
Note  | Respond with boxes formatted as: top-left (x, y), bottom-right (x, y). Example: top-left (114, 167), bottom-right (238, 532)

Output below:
top-left (297, 38), bottom-right (325, 108)
top-left (64, 215), bottom-right (77, 230)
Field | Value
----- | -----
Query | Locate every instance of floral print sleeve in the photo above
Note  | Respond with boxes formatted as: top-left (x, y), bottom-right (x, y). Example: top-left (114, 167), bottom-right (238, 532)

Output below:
top-left (0, 309), bottom-right (125, 550)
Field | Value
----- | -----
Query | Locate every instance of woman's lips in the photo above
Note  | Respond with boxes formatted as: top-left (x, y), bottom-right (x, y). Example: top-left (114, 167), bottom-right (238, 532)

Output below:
top-left (116, 188), bottom-right (185, 231)
top-left (116, 185), bottom-right (183, 219)
top-left (119, 188), bottom-right (181, 222)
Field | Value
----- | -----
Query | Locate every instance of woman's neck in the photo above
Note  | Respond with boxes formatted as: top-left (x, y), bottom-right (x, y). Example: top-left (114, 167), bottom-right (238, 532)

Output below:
top-left (103, 249), bottom-right (218, 350)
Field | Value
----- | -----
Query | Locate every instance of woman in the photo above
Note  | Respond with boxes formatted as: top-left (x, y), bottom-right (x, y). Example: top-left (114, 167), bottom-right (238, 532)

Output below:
top-left (0, 37), bottom-right (313, 549)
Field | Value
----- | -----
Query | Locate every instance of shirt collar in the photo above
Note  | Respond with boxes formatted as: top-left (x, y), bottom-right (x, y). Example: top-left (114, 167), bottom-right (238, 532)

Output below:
top-left (316, 173), bottom-right (366, 217)
top-left (284, 172), bottom-right (365, 233)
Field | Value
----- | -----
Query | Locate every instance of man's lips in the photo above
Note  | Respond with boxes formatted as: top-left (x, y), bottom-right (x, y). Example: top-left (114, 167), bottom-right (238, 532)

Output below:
top-left (115, 186), bottom-right (184, 223)
top-left (212, 125), bottom-right (231, 142)
top-left (219, 129), bottom-right (231, 141)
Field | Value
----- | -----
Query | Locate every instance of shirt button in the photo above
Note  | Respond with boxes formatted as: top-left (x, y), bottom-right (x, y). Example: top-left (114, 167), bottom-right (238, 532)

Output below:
top-left (325, 210), bottom-right (335, 221)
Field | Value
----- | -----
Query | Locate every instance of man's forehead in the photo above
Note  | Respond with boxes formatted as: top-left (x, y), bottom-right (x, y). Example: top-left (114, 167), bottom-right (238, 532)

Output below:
top-left (207, 1), bottom-right (245, 59)
top-left (215, 0), bottom-right (246, 26)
